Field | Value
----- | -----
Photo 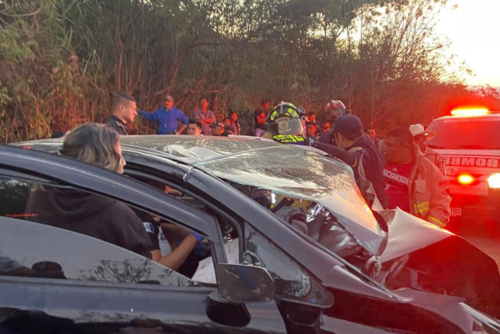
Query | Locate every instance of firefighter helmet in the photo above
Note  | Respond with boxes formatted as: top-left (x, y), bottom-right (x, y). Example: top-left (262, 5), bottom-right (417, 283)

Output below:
top-left (267, 102), bottom-right (303, 136)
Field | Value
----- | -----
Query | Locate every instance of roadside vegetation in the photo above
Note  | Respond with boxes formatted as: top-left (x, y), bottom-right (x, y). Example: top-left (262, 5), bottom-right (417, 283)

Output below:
top-left (0, 0), bottom-right (498, 141)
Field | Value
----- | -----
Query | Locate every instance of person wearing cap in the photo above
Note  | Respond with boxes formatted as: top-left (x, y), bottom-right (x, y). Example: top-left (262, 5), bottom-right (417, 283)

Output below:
top-left (380, 128), bottom-right (450, 227)
top-left (210, 120), bottom-right (224, 136)
top-left (105, 94), bottom-right (138, 135)
top-left (193, 97), bottom-right (216, 135)
top-left (138, 95), bottom-right (189, 135)
top-left (410, 124), bottom-right (446, 177)
top-left (318, 100), bottom-right (348, 145)
top-left (309, 115), bottom-right (388, 209)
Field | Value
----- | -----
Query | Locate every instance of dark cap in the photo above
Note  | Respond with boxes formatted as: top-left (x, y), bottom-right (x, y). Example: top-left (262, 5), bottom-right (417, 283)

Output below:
top-left (210, 120), bottom-right (223, 128)
top-left (333, 115), bottom-right (363, 138)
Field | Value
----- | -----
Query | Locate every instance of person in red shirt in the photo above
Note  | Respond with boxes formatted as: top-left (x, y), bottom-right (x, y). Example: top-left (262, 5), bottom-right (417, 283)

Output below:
top-left (254, 99), bottom-right (270, 137)
top-left (381, 128), bottom-right (450, 227)
top-left (383, 139), bottom-right (415, 212)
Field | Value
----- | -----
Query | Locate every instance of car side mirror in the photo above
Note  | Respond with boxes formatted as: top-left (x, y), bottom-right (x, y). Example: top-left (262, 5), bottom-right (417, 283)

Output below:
top-left (215, 264), bottom-right (275, 303)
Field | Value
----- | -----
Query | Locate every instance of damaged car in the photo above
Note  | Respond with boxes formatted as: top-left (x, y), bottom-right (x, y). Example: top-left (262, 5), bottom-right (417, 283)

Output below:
top-left (2, 135), bottom-right (500, 333)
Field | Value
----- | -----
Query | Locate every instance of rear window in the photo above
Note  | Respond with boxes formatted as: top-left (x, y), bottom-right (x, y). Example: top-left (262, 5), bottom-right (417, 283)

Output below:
top-left (427, 116), bottom-right (500, 150)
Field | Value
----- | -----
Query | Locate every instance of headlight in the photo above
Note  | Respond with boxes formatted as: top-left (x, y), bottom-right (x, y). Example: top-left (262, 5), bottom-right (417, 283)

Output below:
top-left (487, 173), bottom-right (500, 189)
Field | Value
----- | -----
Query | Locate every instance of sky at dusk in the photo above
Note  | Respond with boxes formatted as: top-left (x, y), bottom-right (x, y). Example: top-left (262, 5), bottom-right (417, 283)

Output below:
top-left (435, 0), bottom-right (500, 87)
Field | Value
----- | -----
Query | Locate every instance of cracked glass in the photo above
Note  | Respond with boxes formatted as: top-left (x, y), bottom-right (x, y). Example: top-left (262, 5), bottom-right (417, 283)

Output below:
top-left (195, 145), bottom-right (385, 255)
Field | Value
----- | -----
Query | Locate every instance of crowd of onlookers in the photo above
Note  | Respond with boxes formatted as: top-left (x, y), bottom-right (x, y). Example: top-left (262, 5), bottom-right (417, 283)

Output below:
top-left (52, 92), bottom-right (451, 229)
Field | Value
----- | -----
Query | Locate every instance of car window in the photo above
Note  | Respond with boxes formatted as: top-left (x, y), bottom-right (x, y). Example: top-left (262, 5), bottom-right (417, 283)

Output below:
top-left (244, 223), bottom-right (333, 308)
top-left (0, 176), bottom-right (198, 287)
top-left (427, 117), bottom-right (500, 150)
top-left (125, 172), bottom-right (239, 246)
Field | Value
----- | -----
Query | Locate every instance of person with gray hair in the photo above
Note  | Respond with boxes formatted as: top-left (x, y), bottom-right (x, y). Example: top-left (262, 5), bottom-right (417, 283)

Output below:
top-left (27, 123), bottom-right (200, 269)
top-left (105, 93), bottom-right (138, 135)
top-left (138, 95), bottom-right (189, 135)
top-left (61, 123), bottom-right (126, 172)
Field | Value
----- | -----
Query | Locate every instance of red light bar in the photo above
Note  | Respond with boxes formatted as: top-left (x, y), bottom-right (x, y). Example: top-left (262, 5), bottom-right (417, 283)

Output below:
top-left (451, 108), bottom-right (489, 117)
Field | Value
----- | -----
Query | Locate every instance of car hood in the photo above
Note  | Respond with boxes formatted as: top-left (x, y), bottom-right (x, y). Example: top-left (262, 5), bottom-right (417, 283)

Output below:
top-left (194, 145), bottom-right (387, 256)
top-left (379, 209), bottom-right (453, 263)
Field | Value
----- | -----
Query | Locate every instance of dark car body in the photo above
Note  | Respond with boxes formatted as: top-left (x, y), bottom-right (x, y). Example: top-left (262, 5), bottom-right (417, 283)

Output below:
top-left (1, 136), bottom-right (500, 333)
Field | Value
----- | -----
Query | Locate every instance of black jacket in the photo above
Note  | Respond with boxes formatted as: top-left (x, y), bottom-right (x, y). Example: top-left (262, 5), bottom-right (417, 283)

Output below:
top-left (26, 187), bottom-right (153, 258)
top-left (314, 136), bottom-right (388, 209)
top-left (105, 115), bottom-right (128, 135)
top-left (318, 129), bottom-right (336, 146)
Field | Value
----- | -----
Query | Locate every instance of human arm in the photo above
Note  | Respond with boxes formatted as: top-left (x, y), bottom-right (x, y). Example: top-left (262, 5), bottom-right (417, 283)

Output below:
top-left (255, 110), bottom-right (267, 125)
top-left (176, 109), bottom-right (189, 134)
top-left (138, 109), bottom-right (160, 121)
top-left (164, 185), bottom-right (183, 196)
top-left (153, 234), bottom-right (198, 270)
top-left (427, 167), bottom-right (451, 227)
top-left (434, 152), bottom-right (447, 177)
top-left (200, 111), bottom-right (216, 125)
top-left (313, 142), bottom-right (357, 166)
top-left (193, 110), bottom-right (201, 122)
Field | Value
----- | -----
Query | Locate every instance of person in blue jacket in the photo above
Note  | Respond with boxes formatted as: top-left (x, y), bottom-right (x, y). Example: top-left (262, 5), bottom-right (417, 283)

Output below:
top-left (138, 95), bottom-right (189, 135)
top-left (309, 115), bottom-right (388, 209)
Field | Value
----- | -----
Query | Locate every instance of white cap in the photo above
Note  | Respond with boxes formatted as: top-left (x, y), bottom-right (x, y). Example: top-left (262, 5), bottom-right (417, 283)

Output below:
top-left (409, 124), bottom-right (436, 139)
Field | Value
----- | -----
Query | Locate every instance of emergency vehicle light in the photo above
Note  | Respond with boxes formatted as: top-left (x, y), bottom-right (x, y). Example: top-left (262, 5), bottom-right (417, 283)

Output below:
top-left (487, 173), bottom-right (500, 189)
top-left (451, 108), bottom-right (489, 117)
top-left (458, 174), bottom-right (475, 185)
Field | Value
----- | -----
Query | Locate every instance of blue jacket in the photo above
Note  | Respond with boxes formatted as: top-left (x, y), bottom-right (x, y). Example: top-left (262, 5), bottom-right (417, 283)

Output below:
top-left (138, 107), bottom-right (189, 134)
top-left (314, 136), bottom-right (388, 209)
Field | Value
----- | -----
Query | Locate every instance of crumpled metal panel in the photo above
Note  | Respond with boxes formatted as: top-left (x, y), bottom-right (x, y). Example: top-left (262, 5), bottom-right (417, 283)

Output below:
top-left (195, 146), bottom-right (386, 256)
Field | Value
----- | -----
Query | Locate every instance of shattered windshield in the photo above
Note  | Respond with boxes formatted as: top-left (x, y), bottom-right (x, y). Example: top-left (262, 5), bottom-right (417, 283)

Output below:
top-left (194, 146), bottom-right (386, 256)
top-left (121, 136), bottom-right (280, 161)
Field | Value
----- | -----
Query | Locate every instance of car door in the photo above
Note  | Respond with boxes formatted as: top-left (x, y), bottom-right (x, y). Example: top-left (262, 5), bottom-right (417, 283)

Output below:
top-left (0, 145), bottom-right (287, 334)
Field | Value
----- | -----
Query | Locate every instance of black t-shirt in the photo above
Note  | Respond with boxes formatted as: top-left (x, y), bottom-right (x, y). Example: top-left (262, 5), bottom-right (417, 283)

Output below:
top-left (105, 115), bottom-right (128, 135)
top-left (318, 129), bottom-right (336, 146)
top-left (134, 210), bottom-right (171, 257)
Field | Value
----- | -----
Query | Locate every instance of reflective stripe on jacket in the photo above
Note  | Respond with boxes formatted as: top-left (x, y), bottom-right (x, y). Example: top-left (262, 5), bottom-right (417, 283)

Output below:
top-left (409, 145), bottom-right (451, 227)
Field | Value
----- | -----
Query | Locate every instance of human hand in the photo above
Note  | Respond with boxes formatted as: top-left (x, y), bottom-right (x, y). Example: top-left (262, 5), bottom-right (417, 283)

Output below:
top-left (190, 231), bottom-right (204, 243)
top-left (190, 231), bottom-right (210, 257)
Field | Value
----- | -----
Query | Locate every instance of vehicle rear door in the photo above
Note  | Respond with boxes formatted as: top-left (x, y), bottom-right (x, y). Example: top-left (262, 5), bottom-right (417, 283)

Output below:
top-left (0, 145), bottom-right (287, 334)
